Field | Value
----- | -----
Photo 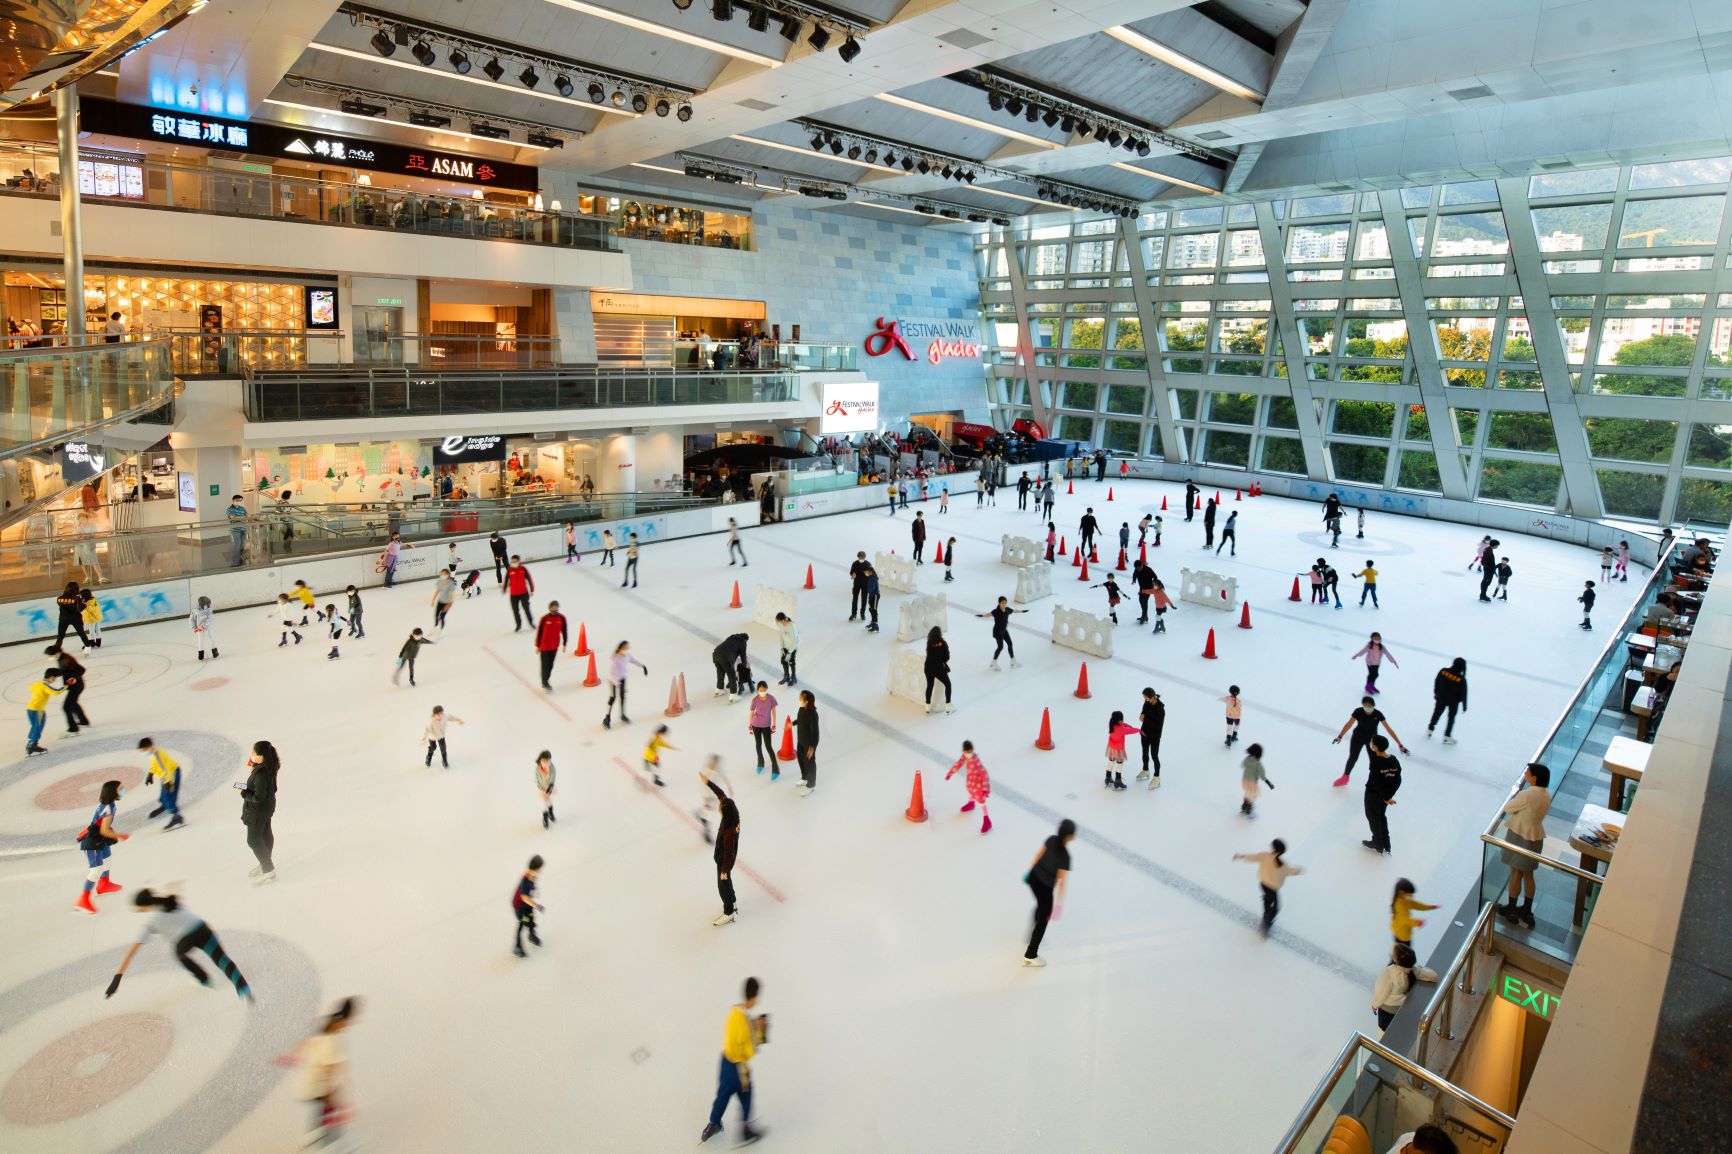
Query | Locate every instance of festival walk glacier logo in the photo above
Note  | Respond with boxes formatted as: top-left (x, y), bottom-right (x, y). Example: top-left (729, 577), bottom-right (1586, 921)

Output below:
top-left (864, 317), bottom-right (980, 364)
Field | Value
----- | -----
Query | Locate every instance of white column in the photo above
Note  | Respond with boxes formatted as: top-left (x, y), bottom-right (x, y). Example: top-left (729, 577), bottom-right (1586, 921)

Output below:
top-left (600, 433), bottom-right (637, 492)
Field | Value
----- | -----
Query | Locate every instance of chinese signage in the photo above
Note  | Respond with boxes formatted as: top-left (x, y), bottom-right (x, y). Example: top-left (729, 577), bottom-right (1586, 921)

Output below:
top-left (59, 441), bottom-right (107, 484)
top-left (79, 99), bottom-right (537, 191)
top-left (864, 317), bottom-right (981, 365)
top-left (1498, 974), bottom-right (1560, 1021)
top-left (432, 434), bottom-right (508, 465)
top-left (819, 381), bottom-right (880, 434)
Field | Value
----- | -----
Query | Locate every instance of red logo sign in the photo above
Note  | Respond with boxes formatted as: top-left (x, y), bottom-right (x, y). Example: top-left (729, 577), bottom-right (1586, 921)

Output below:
top-left (864, 317), bottom-right (915, 360)
top-left (825, 399), bottom-right (851, 415)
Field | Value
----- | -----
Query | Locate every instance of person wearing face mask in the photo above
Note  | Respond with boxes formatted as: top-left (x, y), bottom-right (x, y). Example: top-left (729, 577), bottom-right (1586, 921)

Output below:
top-left (240, 741), bottom-right (281, 886)
top-left (73, 778), bottom-right (129, 914)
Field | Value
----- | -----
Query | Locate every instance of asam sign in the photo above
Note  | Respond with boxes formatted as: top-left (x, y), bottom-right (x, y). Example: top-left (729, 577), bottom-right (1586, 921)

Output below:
top-left (865, 317), bottom-right (980, 365)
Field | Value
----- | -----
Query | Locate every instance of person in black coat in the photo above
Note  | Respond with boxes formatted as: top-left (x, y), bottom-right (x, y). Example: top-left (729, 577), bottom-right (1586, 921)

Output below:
top-left (1202, 498), bottom-right (1218, 550)
top-left (705, 768), bottom-right (741, 925)
top-left (1429, 659), bottom-right (1469, 742)
top-left (1184, 480), bottom-right (1199, 522)
top-left (911, 511), bottom-right (927, 563)
top-left (923, 626), bottom-right (953, 714)
top-left (794, 690), bottom-right (820, 795)
top-left (848, 551), bottom-right (871, 620)
top-left (713, 633), bottom-right (750, 702)
top-left (1362, 735), bottom-right (1402, 855)
top-left (1323, 493), bottom-right (1341, 527)
top-left (240, 740), bottom-right (281, 884)
top-left (1137, 687), bottom-right (1165, 787)
top-left (52, 582), bottom-right (91, 650)
top-left (488, 532), bottom-right (509, 587)
top-left (49, 646), bottom-right (91, 734)
top-left (1077, 508), bottom-right (1100, 554)
top-left (1476, 539), bottom-right (1500, 601)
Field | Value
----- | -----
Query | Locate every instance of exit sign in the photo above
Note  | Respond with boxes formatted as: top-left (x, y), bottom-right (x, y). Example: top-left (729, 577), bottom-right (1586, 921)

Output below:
top-left (1499, 974), bottom-right (1560, 1021)
top-left (375, 297), bottom-right (405, 307)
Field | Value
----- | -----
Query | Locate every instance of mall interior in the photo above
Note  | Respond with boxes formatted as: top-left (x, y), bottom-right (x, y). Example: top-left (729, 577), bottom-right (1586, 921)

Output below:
top-left (0, 2), bottom-right (1728, 1152)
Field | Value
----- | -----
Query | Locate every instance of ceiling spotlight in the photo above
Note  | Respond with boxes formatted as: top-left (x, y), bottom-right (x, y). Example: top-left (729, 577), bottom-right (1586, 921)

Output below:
top-left (810, 133), bottom-right (825, 150)
top-left (555, 74), bottom-right (573, 97)
top-left (369, 29), bottom-right (396, 56)
top-left (963, 170), bottom-right (976, 183)
top-left (519, 65), bottom-right (540, 88)
top-left (340, 99), bottom-right (387, 117)
top-left (1023, 104), bottom-right (1039, 123)
top-left (829, 138), bottom-right (844, 155)
top-left (631, 92), bottom-right (649, 113)
top-left (655, 98), bottom-right (671, 116)
top-left (1136, 138), bottom-right (1151, 157)
top-left (988, 91), bottom-right (1003, 111)
top-left (1106, 129), bottom-right (1123, 147)
top-left (940, 165), bottom-right (953, 179)
top-left (611, 89), bottom-right (626, 106)
top-left (992, 216), bottom-right (1010, 226)
top-left (746, 4), bottom-right (768, 31)
top-left (1060, 114), bottom-right (1074, 133)
top-left (917, 159), bottom-right (930, 174)
top-left (880, 151), bottom-right (894, 166)
top-left (915, 203), bottom-right (936, 215)
top-left (1122, 135), bottom-right (1138, 152)
top-left (900, 156), bottom-right (914, 171)
top-left (409, 111), bottom-right (452, 128)
top-left (808, 24), bottom-right (831, 51)
top-left (939, 207), bottom-right (961, 219)
top-left (1004, 96), bottom-right (1022, 116)
top-left (712, 0), bottom-right (732, 19)
top-left (967, 212), bottom-right (987, 223)
top-left (483, 57), bottom-right (504, 82)
top-left (411, 40), bottom-right (436, 67)
top-left (1076, 121), bottom-right (1093, 139)
top-left (673, 0), bottom-right (693, 8)
top-left (863, 148), bottom-right (878, 165)
top-left (847, 144), bottom-right (861, 160)
top-left (779, 15), bottom-right (802, 40)
top-left (469, 122), bottom-right (510, 139)
top-left (448, 49), bottom-right (470, 73)
top-left (838, 35), bottom-right (861, 63)
top-left (677, 103), bottom-right (693, 121)
top-left (1042, 109), bottom-right (1059, 127)
top-left (588, 82), bottom-right (606, 102)
top-left (526, 131), bottom-right (564, 149)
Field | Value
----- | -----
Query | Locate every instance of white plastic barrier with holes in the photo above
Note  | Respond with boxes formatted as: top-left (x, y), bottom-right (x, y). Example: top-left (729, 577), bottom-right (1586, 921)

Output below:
top-left (751, 585), bottom-right (798, 630)
top-left (1015, 561), bottom-right (1053, 604)
top-left (1179, 567), bottom-right (1238, 611)
top-left (896, 591), bottom-right (949, 642)
top-left (1000, 534), bottom-right (1041, 568)
top-left (887, 646), bottom-right (928, 705)
top-left (1051, 603), bottom-right (1114, 658)
top-left (874, 550), bottom-right (918, 594)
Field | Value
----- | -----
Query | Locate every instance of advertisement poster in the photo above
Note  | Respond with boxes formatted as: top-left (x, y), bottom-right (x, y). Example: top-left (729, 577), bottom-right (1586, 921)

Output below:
top-left (177, 472), bottom-right (198, 512)
top-left (819, 381), bottom-right (881, 434)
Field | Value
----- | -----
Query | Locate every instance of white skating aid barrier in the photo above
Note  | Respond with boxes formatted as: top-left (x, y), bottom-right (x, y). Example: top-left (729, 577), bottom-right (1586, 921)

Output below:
top-left (1015, 561), bottom-right (1053, 604)
top-left (887, 646), bottom-right (928, 705)
top-left (896, 591), bottom-right (949, 642)
top-left (1179, 567), bottom-right (1238, 611)
top-left (1000, 534), bottom-right (1040, 568)
top-left (874, 550), bottom-right (918, 594)
top-left (1051, 604), bottom-right (1113, 658)
top-left (752, 585), bottom-right (798, 630)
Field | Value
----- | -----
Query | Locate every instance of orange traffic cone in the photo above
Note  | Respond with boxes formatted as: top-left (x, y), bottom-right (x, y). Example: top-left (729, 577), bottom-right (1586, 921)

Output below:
top-left (777, 717), bottom-right (796, 761)
top-left (1078, 558), bottom-right (1091, 581)
top-left (1201, 628), bottom-right (1218, 659)
top-left (1090, 545), bottom-right (1099, 563)
top-left (665, 676), bottom-right (686, 717)
top-left (1116, 548), bottom-right (1128, 572)
top-left (1034, 707), bottom-right (1055, 750)
top-left (1072, 548), bottom-right (1081, 568)
top-left (582, 652), bottom-right (601, 686)
top-left (1215, 490), bottom-right (1222, 504)
top-left (803, 564), bottom-right (815, 590)
top-left (1238, 601), bottom-right (1253, 629)
top-left (1138, 541), bottom-right (1148, 565)
top-left (933, 540), bottom-right (944, 564)
top-left (904, 770), bottom-right (930, 823)
top-left (1059, 536), bottom-right (1067, 556)
top-left (1235, 488), bottom-right (1242, 501)
top-left (1160, 495), bottom-right (1168, 511)
top-left (677, 673), bottom-right (690, 713)
top-left (572, 622), bottom-right (590, 657)
top-left (728, 581), bottom-right (742, 609)
top-left (1288, 575), bottom-right (1302, 602)
top-left (1107, 487), bottom-right (1114, 501)
top-left (1074, 662), bottom-right (1092, 699)
top-left (1067, 479), bottom-right (1074, 495)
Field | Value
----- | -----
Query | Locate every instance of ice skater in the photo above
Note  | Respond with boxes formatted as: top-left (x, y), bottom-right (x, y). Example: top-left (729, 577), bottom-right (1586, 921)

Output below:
top-left (697, 977), bottom-right (766, 1145)
top-left (506, 555), bottom-right (535, 630)
top-left (565, 522), bottom-right (579, 564)
top-left (1202, 498), bottom-right (1217, 550)
top-left (1022, 819), bottom-right (1075, 968)
top-left (600, 528), bottom-right (616, 566)
top-left (25, 668), bottom-right (62, 755)
top-left (1356, 507), bottom-right (1366, 540)
top-left (1427, 659), bottom-right (1468, 743)
top-left (774, 612), bottom-right (798, 686)
top-left (1599, 547), bottom-right (1614, 586)
top-left (190, 595), bottom-right (220, 660)
top-left (291, 579), bottom-right (316, 625)
top-left (240, 741), bottom-right (280, 885)
top-left (713, 633), bottom-right (750, 701)
top-left (794, 691), bottom-right (819, 796)
top-left (281, 997), bottom-right (362, 1149)
top-left (620, 533), bottom-right (640, 588)
top-left (1103, 710), bottom-right (1138, 790)
top-left (1233, 838), bottom-right (1300, 934)
top-left (393, 628), bottom-right (432, 686)
top-left (943, 538), bottom-right (956, 583)
top-left (51, 646), bottom-right (90, 735)
top-left (911, 510), bottom-right (927, 563)
top-left (1220, 684), bottom-right (1243, 746)
top-left (978, 596), bottom-right (1027, 669)
top-left (1331, 695), bottom-right (1409, 787)
top-left (923, 626), bottom-right (953, 714)
top-left (534, 600), bottom-right (569, 691)
top-left (727, 518), bottom-right (748, 567)
top-left (1372, 944), bottom-right (1419, 1030)
top-left (1324, 563), bottom-right (1343, 609)
top-left (422, 705), bottom-right (463, 768)
top-left (489, 531), bottom-right (508, 585)
top-left (1494, 557), bottom-right (1513, 600)
top-left (1045, 522), bottom-right (1057, 563)
top-left (53, 581), bottom-right (91, 650)
top-left (1151, 578), bottom-right (1176, 632)
top-left (1238, 742), bottom-right (1274, 816)
top-left (1138, 687), bottom-right (1165, 788)
top-left (1391, 878), bottom-right (1439, 951)
top-left (945, 739), bottom-right (992, 833)
top-left (431, 569), bottom-right (457, 631)
top-left (105, 890), bottom-right (251, 999)
top-left (1216, 509), bottom-right (1237, 557)
top-left (345, 585), bottom-right (364, 637)
top-left (1468, 535), bottom-right (1491, 570)
top-left (535, 751), bottom-right (557, 828)
top-left (81, 588), bottom-right (103, 648)
top-left (747, 680), bottom-right (779, 775)
top-left (272, 594), bottom-right (303, 647)
top-left (324, 604), bottom-right (345, 661)
top-left (1089, 572), bottom-right (1124, 624)
top-left (1477, 538), bottom-right (1499, 601)
top-left (602, 640), bottom-right (648, 729)
top-left (1351, 632), bottom-right (1397, 694)
top-left (642, 724), bottom-right (674, 788)
top-left (1078, 507), bottom-right (1099, 555)
top-left (1361, 735), bottom-right (1403, 854)
top-left (512, 855), bottom-right (544, 958)
top-left (73, 778), bottom-right (127, 913)
top-left (704, 768), bottom-right (742, 927)
top-left (1353, 561), bottom-right (1380, 607)
top-left (1616, 539), bottom-right (1630, 582)
top-left (140, 737), bottom-right (185, 830)
top-left (1578, 580), bottom-right (1596, 630)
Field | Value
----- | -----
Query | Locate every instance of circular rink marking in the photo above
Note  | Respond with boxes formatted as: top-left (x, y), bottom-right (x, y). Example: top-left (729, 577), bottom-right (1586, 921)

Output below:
top-left (1, 648), bottom-right (189, 708)
top-left (0, 931), bottom-right (319, 1154)
top-left (188, 678), bottom-right (228, 692)
top-left (0, 732), bottom-right (241, 853)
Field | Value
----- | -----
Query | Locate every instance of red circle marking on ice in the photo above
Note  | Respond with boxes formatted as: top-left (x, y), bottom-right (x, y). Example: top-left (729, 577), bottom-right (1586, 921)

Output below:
top-left (189, 678), bottom-right (229, 691)
top-left (35, 766), bottom-right (146, 811)
top-left (0, 1012), bottom-right (174, 1124)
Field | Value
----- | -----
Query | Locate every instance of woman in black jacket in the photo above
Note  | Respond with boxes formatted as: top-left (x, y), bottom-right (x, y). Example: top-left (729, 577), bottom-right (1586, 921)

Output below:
top-left (924, 626), bottom-right (953, 715)
top-left (705, 767), bottom-right (741, 926)
top-left (1427, 658), bottom-right (1468, 744)
top-left (794, 691), bottom-right (820, 796)
top-left (240, 740), bottom-right (280, 885)
top-left (53, 582), bottom-right (91, 650)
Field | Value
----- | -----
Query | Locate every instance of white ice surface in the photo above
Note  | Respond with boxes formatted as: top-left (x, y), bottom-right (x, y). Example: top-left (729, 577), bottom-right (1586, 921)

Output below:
top-left (0, 481), bottom-right (1641, 1153)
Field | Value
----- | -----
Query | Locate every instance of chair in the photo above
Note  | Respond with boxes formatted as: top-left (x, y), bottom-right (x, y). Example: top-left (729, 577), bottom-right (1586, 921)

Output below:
top-left (1326, 1116), bottom-right (1372, 1154)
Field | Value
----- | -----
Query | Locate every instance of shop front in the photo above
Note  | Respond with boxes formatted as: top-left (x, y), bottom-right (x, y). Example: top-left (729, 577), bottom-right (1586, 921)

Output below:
top-left (590, 291), bottom-right (769, 368)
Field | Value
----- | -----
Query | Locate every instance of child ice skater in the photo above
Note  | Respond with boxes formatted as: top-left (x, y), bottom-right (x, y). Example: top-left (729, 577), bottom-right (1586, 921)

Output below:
top-left (73, 778), bottom-right (125, 913)
top-left (281, 997), bottom-right (362, 1150)
top-left (292, 579), bottom-right (317, 625)
top-left (1353, 561), bottom-right (1380, 607)
top-left (106, 889), bottom-right (251, 999)
top-left (1468, 535), bottom-right (1491, 570)
top-left (1151, 578), bottom-right (1176, 633)
top-left (1238, 742), bottom-right (1274, 816)
top-left (1599, 547), bottom-right (1614, 586)
top-left (1616, 539), bottom-right (1630, 582)
top-left (601, 528), bottom-right (616, 566)
top-left (25, 669), bottom-right (62, 755)
top-left (1578, 580), bottom-right (1596, 630)
top-left (139, 737), bottom-right (185, 831)
top-left (345, 585), bottom-right (364, 637)
top-left (944, 538), bottom-right (956, 583)
top-left (1372, 944), bottom-right (1419, 1031)
top-left (1351, 632), bottom-right (1398, 694)
top-left (1494, 557), bottom-right (1513, 600)
top-left (1391, 878), bottom-right (1439, 950)
top-left (1104, 710), bottom-right (1139, 790)
top-left (565, 522), bottom-right (578, 564)
top-left (272, 594), bottom-right (304, 647)
top-left (189, 595), bottom-right (219, 660)
top-left (81, 589), bottom-right (103, 648)
top-left (535, 751), bottom-right (556, 828)
top-left (1045, 522), bottom-right (1057, 563)
top-left (393, 628), bottom-right (432, 686)
top-left (1233, 838), bottom-right (1300, 935)
top-left (945, 739), bottom-right (992, 833)
top-left (1090, 572), bottom-right (1123, 624)
top-left (1220, 684), bottom-right (1242, 746)
top-left (643, 724), bottom-right (675, 788)
top-left (324, 604), bottom-right (345, 660)
top-left (512, 855), bottom-right (544, 958)
top-left (422, 705), bottom-right (464, 768)
top-left (1356, 507), bottom-right (1365, 540)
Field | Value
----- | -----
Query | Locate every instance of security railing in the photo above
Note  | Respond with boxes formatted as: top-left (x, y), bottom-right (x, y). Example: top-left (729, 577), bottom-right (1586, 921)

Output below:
top-left (1, 336), bottom-right (177, 459)
top-left (244, 365), bottom-right (802, 421)
top-left (159, 329), bottom-right (344, 375)
top-left (605, 339), bottom-right (856, 372)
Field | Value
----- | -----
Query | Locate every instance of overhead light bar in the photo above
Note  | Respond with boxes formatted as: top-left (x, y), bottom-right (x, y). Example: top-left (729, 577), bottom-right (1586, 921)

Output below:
top-left (872, 93), bottom-right (1060, 150)
top-left (526, 131), bottom-right (565, 148)
top-left (1103, 25), bottom-right (1263, 102)
top-left (1110, 161), bottom-right (1219, 195)
top-left (959, 70), bottom-right (1230, 163)
top-left (305, 42), bottom-right (642, 116)
top-left (263, 95), bottom-right (563, 150)
top-left (469, 122), bottom-right (511, 139)
top-left (732, 134), bottom-right (898, 174)
top-left (541, 0), bottom-right (782, 67)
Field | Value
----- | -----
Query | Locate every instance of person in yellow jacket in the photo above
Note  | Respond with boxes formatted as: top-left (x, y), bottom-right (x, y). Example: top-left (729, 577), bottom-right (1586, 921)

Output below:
top-left (139, 737), bottom-right (185, 831)
top-left (80, 588), bottom-right (104, 649)
top-left (699, 977), bottom-right (767, 1146)
top-left (25, 670), bottom-right (63, 755)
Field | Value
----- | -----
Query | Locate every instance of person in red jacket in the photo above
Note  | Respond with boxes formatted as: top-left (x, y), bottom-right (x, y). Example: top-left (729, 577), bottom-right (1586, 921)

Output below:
top-left (533, 600), bottom-right (568, 690)
top-left (506, 555), bottom-right (535, 631)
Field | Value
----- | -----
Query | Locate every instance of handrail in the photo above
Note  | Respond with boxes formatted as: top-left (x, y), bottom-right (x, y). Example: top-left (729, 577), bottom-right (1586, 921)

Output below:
top-left (1414, 900), bottom-right (1497, 1067)
top-left (1478, 834), bottom-right (1608, 884)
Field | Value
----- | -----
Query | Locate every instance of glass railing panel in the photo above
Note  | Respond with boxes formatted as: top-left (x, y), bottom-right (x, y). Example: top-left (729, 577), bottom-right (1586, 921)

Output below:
top-left (1, 339), bottom-right (175, 455)
top-left (1479, 838), bottom-right (1601, 966)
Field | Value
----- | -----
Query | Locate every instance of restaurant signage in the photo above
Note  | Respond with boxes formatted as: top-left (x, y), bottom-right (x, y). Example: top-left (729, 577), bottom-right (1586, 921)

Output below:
top-left (79, 99), bottom-right (538, 191)
top-left (433, 434), bottom-right (508, 464)
top-left (864, 317), bottom-right (980, 365)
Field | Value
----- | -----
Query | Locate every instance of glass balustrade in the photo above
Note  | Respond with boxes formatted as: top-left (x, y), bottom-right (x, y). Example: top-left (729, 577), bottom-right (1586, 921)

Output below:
top-left (0, 336), bottom-right (175, 455)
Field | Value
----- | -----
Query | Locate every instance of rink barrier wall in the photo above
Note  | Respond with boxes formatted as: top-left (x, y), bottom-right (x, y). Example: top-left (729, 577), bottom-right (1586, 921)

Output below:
top-left (999, 534), bottom-right (1040, 568)
top-left (779, 469), bottom-right (977, 522)
top-left (0, 503), bottom-right (753, 645)
top-left (1014, 561), bottom-right (1053, 604)
top-left (874, 550), bottom-right (918, 594)
top-left (886, 646), bottom-right (927, 705)
top-left (895, 591), bottom-right (949, 643)
top-left (1178, 568), bottom-right (1239, 611)
top-left (1051, 603), bottom-right (1113, 658)
top-left (751, 585), bottom-right (798, 631)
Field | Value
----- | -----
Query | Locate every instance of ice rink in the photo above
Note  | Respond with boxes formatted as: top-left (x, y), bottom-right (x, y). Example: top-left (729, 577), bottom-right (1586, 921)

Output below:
top-left (0, 479), bottom-right (1642, 1153)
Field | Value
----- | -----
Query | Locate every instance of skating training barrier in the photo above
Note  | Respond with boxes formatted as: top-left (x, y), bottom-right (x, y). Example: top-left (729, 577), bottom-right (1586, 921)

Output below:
top-left (1000, 534), bottom-right (1041, 568)
top-left (896, 591), bottom-right (949, 642)
top-left (751, 584), bottom-right (798, 630)
top-left (874, 550), bottom-right (918, 594)
top-left (1014, 561), bottom-right (1053, 604)
top-left (1179, 567), bottom-right (1238, 611)
top-left (1050, 604), bottom-right (1114, 658)
top-left (887, 646), bottom-right (929, 706)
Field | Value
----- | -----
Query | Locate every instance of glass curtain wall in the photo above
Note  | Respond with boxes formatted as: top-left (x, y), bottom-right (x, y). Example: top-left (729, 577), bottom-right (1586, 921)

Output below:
top-left (977, 158), bottom-right (1732, 525)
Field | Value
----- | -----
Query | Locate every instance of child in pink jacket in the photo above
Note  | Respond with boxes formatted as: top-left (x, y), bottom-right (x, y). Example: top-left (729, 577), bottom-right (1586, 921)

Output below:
top-left (945, 740), bottom-right (992, 834)
top-left (1104, 710), bottom-right (1140, 790)
top-left (1351, 632), bottom-right (1398, 695)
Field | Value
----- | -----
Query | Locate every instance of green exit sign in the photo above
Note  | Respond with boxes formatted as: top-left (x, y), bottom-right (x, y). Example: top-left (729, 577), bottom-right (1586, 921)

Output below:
top-left (1499, 974), bottom-right (1560, 1021)
top-left (375, 297), bottom-right (404, 307)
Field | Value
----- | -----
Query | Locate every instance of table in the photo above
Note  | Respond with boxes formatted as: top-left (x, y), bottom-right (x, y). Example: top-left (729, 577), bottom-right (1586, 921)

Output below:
top-left (1568, 803), bottom-right (1626, 925)
top-left (1602, 735), bottom-right (1651, 810)
top-left (1630, 686), bottom-right (1659, 740)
